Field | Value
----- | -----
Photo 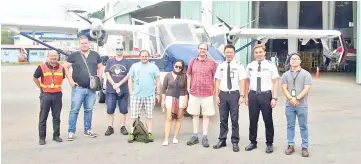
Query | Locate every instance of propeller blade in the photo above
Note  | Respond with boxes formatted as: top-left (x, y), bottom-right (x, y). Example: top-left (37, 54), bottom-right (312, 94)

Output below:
top-left (71, 12), bottom-right (92, 24)
top-left (239, 17), bottom-right (260, 29)
top-left (207, 10), bottom-right (232, 31)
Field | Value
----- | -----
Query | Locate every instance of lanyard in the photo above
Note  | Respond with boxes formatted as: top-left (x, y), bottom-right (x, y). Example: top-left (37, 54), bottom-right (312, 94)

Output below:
top-left (291, 69), bottom-right (301, 89)
top-left (47, 63), bottom-right (56, 83)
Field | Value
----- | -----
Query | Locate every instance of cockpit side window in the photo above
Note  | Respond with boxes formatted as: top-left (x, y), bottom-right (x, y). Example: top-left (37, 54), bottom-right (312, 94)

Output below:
top-left (169, 24), bottom-right (194, 42)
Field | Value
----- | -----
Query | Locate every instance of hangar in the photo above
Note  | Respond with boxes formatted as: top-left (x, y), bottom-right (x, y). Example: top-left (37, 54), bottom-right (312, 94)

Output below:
top-left (112, 1), bottom-right (360, 84)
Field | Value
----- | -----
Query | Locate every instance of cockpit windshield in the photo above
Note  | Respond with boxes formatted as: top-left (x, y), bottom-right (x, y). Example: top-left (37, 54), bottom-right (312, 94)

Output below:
top-left (158, 23), bottom-right (212, 46)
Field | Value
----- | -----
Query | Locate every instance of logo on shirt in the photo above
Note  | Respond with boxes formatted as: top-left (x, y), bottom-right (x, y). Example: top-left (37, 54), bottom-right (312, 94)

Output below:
top-left (110, 64), bottom-right (127, 77)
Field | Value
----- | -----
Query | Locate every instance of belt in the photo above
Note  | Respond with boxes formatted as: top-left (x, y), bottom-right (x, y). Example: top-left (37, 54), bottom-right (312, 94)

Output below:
top-left (250, 90), bottom-right (271, 94)
top-left (77, 85), bottom-right (90, 89)
top-left (220, 90), bottom-right (239, 94)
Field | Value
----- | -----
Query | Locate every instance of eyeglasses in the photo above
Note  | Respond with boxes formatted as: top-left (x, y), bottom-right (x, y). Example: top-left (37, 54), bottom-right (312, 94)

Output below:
top-left (174, 65), bottom-right (182, 69)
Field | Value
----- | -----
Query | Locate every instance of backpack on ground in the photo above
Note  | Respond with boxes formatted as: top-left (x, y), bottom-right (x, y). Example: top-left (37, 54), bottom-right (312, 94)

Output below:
top-left (129, 117), bottom-right (150, 143)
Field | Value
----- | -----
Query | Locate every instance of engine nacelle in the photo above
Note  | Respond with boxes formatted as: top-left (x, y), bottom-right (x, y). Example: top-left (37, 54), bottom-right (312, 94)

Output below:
top-left (227, 34), bottom-right (238, 44)
top-left (89, 30), bottom-right (103, 40)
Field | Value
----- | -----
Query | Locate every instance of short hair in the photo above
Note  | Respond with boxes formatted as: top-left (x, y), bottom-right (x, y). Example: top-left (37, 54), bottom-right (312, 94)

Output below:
top-left (289, 52), bottom-right (301, 60)
top-left (78, 35), bottom-right (89, 40)
top-left (198, 43), bottom-right (208, 50)
top-left (47, 50), bottom-right (58, 56)
top-left (253, 44), bottom-right (266, 52)
top-left (223, 44), bottom-right (235, 52)
top-left (139, 50), bottom-right (150, 56)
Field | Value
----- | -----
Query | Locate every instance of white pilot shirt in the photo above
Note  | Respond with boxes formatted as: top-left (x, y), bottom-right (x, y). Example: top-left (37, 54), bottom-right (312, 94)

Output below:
top-left (246, 60), bottom-right (279, 92)
top-left (214, 60), bottom-right (247, 91)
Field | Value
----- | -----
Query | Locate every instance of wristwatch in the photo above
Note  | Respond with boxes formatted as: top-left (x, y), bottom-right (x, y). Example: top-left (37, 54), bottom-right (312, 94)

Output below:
top-left (240, 94), bottom-right (245, 98)
top-left (272, 97), bottom-right (278, 101)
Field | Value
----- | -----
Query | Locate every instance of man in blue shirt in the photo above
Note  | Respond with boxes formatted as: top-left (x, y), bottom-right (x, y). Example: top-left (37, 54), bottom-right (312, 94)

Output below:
top-left (127, 50), bottom-right (161, 142)
top-left (104, 47), bottom-right (132, 136)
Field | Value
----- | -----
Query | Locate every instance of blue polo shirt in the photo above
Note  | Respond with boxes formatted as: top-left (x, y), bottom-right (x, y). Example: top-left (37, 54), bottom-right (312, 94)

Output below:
top-left (128, 62), bottom-right (160, 97)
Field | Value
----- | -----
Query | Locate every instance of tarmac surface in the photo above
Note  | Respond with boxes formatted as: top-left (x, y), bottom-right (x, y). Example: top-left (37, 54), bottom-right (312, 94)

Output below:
top-left (1, 65), bottom-right (361, 164)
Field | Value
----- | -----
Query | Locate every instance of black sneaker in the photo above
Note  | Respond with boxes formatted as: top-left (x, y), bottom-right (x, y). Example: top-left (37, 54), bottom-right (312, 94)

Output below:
top-left (202, 136), bottom-right (209, 148)
top-left (52, 136), bottom-right (63, 142)
top-left (186, 136), bottom-right (199, 146)
top-left (39, 138), bottom-right (46, 145)
top-left (105, 126), bottom-right (114, 136)
top-left (120, 126), bottom-right (129, 135)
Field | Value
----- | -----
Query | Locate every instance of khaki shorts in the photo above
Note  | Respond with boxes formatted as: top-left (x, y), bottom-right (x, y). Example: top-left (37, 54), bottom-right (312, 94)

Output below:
top-left (187, 94), bottom-right (216, 116)
top-left (165, 96), bottom-right (187, 109)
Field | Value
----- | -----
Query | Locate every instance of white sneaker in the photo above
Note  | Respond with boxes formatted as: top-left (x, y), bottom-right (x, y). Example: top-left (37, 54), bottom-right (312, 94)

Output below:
top-left (173, 138), bottom-right (178, 144)
top-left (67, 132), bottom-right (75, 141)
top-left (162, 140), bottom-right (169, 146)
top-left (84, 130), bottom-right (98, 138)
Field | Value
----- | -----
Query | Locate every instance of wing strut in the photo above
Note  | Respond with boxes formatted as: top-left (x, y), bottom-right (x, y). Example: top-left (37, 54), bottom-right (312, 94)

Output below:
top-left (235, 39), bottom-right (259, 53)
top-left (19, 32), bottom-right (70, 56)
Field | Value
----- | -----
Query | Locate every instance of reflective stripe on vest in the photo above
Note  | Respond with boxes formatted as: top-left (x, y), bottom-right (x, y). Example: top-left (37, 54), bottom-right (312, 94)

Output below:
top-left (40, 63), bottom-right (63, 93)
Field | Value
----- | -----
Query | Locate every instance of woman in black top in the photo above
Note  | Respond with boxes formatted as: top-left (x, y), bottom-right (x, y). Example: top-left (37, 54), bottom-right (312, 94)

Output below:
top-left (161, 59), bottom-right (188, 146)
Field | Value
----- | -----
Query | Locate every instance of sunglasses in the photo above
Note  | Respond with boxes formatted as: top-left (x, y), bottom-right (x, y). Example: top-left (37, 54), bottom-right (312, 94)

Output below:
top-left (116, 48), bottom-right (124, 52)
top-left (174, 65), bottom-right (183, 69)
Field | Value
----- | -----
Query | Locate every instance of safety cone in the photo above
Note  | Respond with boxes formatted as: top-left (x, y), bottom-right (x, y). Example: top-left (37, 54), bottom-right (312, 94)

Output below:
top-left (316, 67), bottom-right (320, 78)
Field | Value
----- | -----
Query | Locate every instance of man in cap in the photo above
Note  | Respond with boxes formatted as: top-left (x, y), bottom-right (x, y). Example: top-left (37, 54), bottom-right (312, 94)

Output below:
top-left (104, 46), bottom-right (132, 136)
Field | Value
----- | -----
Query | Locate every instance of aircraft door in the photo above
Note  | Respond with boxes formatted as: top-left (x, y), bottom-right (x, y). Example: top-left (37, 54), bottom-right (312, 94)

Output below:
top-left (131, 18), bottom-right (149, 54)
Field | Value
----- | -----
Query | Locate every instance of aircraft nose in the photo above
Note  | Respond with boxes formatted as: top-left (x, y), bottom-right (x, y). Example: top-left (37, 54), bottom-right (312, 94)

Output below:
top-left (164, 44), bottom-right (198, 67)
top-left (164, 44), bottom-right (224, 67)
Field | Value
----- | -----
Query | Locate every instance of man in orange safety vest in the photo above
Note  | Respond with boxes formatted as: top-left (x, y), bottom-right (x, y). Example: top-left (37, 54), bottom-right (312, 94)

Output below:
top-left (33, 50), bottom-right (65, 145)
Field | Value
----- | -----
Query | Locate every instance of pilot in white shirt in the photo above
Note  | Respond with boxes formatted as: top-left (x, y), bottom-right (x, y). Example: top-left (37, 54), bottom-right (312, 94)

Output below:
top-left (246, 59), bottom-right (279, 92)
top-left (213, 44), bottom-right (246, 152)
top-left (244, 44), bottom-right (279, 154)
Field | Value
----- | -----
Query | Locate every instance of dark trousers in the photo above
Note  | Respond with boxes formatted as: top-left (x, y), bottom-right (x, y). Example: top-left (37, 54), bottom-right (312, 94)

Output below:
top-left (39, 92), bottom-right (62, 139)
top-left (218, 90), bottom-right (240, 143)
top-left (248, 90), bottom-right (274, 146)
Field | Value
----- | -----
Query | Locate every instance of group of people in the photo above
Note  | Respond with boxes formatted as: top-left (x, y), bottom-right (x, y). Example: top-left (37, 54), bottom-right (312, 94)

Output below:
top-left (33, 35), bottom-right (312, 158)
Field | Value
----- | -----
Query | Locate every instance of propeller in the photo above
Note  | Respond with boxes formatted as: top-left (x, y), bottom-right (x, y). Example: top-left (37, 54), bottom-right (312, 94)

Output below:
top-left (68, 7), bottom-right (127, 31)
top-left (207, 10), bottom-right (232, 31)
top-left (69, 7), bottom-right (128, 54)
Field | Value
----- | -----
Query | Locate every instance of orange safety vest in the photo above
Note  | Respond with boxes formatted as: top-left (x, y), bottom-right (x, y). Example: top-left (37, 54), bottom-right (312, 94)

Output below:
top-left (39, 63), bottom-right (64, 93)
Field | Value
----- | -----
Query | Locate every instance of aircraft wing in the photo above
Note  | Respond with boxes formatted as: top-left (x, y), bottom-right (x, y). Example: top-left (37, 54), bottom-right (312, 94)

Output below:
top-left (228, 28), bottom-right (341, 39)
top-left (103, 24), bottom-right (141, 36)
top-left (0, 18), bottom-right (83, 34)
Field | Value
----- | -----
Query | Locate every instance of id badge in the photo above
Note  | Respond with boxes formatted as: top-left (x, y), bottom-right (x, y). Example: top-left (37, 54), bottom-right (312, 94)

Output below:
top-left (230, 72), bottom-right (234, 78)
top-left (256, 72), bottom-right (261, 77)
top-left (50, 83), bottom-right (55, 89)
top-left (291, 89), bottom-right (296, 97)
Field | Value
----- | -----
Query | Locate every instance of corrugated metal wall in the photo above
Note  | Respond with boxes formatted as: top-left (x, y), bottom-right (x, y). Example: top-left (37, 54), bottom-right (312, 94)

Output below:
top-left (212, 1), bottom-right (252, 64)
top-left (180, 1), bottom-right (202, 21)
top-left (115, 14), bottom-right (131, 24)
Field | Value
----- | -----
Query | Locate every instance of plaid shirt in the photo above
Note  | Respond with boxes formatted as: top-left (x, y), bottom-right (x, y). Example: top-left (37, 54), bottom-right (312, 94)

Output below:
top-left (187, 57), bottom-right (217, 97)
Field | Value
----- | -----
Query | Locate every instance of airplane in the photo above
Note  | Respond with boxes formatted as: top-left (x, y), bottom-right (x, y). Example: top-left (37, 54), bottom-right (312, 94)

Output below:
top-left (205, 10), bottom-right (353, 69)
top-left (0, 9), bottom-right (226, 103)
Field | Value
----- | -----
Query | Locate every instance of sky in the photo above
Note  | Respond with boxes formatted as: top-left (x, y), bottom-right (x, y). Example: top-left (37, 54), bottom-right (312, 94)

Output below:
top-left (0, 0), bottom-right (112, 22)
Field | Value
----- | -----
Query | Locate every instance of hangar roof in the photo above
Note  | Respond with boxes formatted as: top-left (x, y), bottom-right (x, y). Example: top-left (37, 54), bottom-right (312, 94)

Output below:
top-left (113, 0), bottom-right (164, 19)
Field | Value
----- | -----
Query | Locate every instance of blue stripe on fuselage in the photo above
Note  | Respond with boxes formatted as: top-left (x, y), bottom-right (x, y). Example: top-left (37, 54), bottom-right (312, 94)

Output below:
top-left (163, 44), bottom-right (225, 72)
